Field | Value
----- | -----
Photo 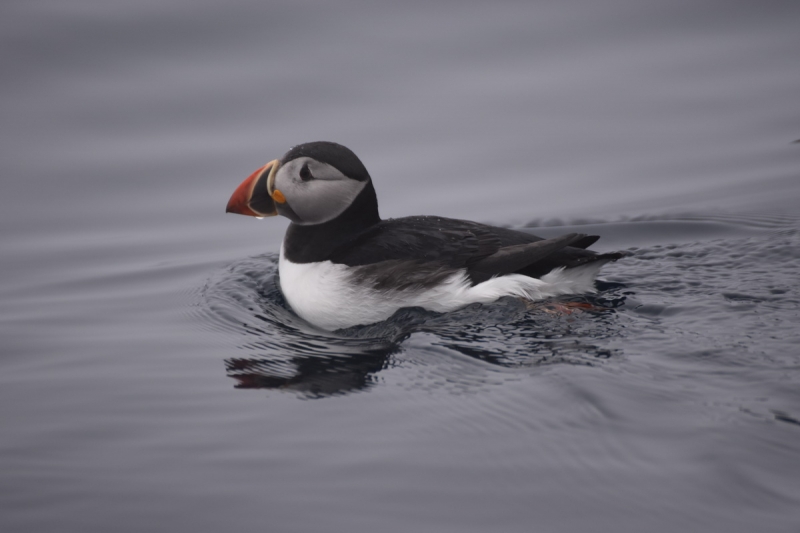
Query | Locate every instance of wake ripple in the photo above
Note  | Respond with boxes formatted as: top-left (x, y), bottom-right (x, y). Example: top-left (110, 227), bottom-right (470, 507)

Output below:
top-left (196, 212), bottom-right (800, 399)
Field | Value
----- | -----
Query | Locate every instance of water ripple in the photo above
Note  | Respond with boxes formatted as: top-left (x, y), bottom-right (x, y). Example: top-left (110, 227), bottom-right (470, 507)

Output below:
top-left (196, 213), bottom-right (800, 399)
top-left (199, 253), bottom-right (628, 397)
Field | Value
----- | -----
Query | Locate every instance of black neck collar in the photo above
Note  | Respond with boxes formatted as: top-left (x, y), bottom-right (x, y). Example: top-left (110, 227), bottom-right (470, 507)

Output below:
top-left (282, 180), bottom-right (381, 263)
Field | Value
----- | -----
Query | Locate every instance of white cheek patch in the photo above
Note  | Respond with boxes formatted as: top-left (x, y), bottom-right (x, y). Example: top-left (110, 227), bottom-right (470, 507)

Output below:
top-left (275, 158), bottom-right (367, 225)
top-left (299, 178), bottom-right (366, 224)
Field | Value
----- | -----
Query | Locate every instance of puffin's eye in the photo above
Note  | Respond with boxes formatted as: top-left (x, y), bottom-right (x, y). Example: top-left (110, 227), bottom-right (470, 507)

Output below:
top-left (299, 163), bottom-right (313, 181)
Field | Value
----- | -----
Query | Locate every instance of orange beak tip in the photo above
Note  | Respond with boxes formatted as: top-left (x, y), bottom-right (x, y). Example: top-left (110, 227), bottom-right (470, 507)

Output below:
top-left (225, 161), bottom-right (278, 217)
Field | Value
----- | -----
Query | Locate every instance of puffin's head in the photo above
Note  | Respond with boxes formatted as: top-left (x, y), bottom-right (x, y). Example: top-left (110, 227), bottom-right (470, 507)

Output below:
top-left (226, 141), bottom-right (373, 226)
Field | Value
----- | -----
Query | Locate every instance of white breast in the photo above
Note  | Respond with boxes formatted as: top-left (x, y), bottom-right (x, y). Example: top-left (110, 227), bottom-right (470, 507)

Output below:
top-left (278, 246), bottom-right (605, 331)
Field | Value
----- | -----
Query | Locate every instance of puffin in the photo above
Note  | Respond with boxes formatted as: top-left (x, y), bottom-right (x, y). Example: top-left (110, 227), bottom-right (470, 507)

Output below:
top-left (226, 141), bottom-right (623, 331)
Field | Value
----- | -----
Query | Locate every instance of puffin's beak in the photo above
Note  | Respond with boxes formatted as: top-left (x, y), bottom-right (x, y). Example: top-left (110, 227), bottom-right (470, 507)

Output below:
top-left (225, 159), bottom-right (280, 217)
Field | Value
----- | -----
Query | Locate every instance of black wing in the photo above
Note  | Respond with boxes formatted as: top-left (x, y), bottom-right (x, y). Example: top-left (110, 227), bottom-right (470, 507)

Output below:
top-left (327, 216), bottom-right (621, 286)
top-left (329, 216), bottom-right (499, 268)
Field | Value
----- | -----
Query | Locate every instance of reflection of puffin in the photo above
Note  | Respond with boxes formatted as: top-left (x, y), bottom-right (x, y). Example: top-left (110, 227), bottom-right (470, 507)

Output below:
top-left (227, 142), bottom-right (623, 331)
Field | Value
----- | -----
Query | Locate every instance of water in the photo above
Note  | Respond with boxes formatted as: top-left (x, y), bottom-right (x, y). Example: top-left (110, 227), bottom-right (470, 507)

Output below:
top-left (2, 1), bottom-right (800, 532)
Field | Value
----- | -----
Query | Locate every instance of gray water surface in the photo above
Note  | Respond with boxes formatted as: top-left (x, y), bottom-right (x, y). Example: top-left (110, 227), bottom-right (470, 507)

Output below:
top-left (2, 1), bottom-right (800, 532)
